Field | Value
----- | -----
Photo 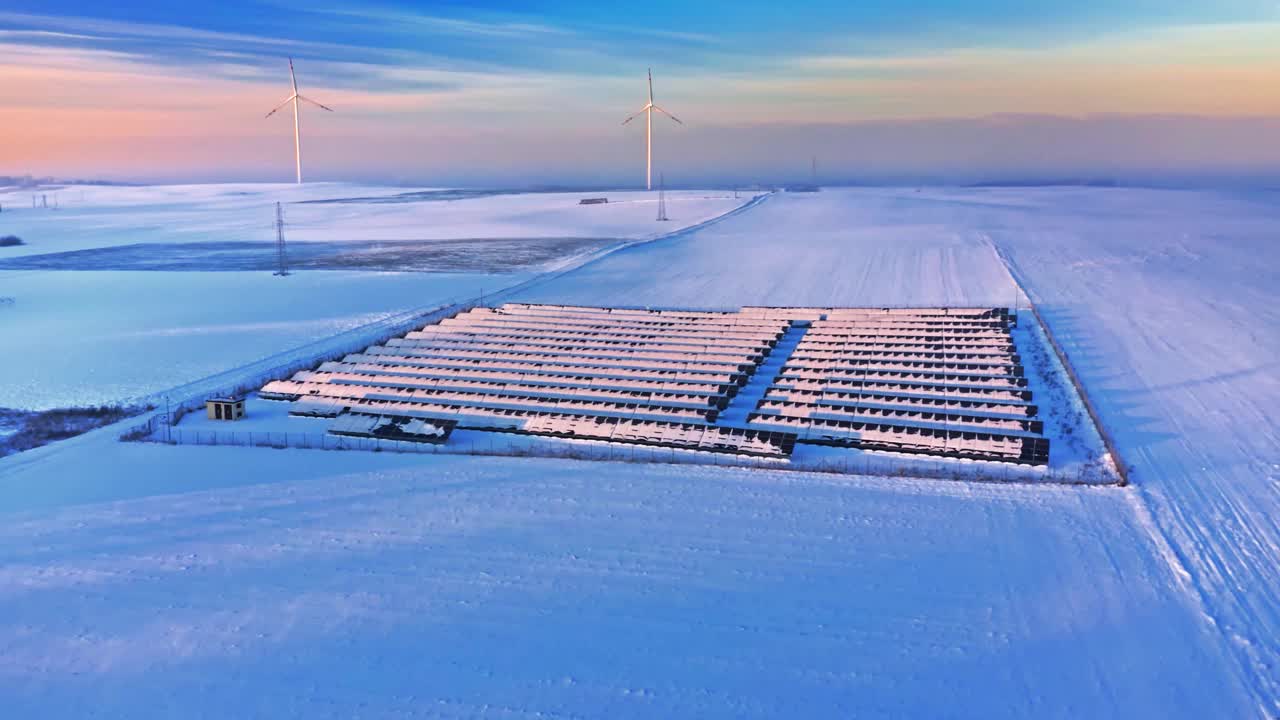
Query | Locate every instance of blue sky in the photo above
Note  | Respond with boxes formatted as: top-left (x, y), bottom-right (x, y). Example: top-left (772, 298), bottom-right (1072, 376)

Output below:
top-left (2, 1), bottom-right (1279, 185)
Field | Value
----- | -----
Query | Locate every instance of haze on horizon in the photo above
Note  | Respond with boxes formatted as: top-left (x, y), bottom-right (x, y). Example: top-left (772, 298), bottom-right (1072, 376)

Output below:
top-left (2, 0), bottom-right (1279, 187)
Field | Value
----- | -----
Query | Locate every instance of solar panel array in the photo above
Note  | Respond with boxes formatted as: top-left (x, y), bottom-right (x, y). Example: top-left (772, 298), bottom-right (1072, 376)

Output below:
top-left (746, 308), bottom-right (1051, 465)
top-left (261, 304), bottom-right (797, 458)
top-left (256, 304), bottom-right (1053, 465)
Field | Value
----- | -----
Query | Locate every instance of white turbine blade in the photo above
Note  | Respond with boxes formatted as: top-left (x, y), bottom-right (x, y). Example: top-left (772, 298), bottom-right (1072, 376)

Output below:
top-left (289, 57), bottom-right (299, 94)
top-left (622, 103), bottom-right (652, 125)
top-left (265, 95), bottom-right (296, 119)
top-left (297, 95), bottom-right (335, 112)
top-left (652, 105), bottom-right (683, 124)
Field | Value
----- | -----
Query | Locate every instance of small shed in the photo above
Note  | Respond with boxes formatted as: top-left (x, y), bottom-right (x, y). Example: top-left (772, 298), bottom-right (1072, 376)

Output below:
top-left (206, 396), bottom-right (246, 421)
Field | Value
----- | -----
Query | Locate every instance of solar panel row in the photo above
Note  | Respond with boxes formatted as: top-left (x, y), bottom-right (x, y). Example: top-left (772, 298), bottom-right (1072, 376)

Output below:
top-left (363, 345), bottom-right (756, 373)
top-left (803, 331), bottom-right (1013, 342)
top-left (386, 338), bottom-right (762, 364)
top-left (320, 397), bottom-right (794, 458)
top-left (266, 378), bottom-right (720, 423)
top-left (408, 327), bottom-right (774, 353)
top-left (755, 398), bottom-right (1043, 434)
top-left (774, 376), bottom-right (1033, 403)
top-left (792, 342), bottom-right (1020, 358)
top-left (341, 353), bottom-right (751, 386)
top-left (764, 387), bottom-right (1038, 417)
top-left (805, 327), bottom-right (1011, 340)
top-left (739, 307), bottom-right (1012, 322)
top-left (748, 412), bottom-right (1049, 464)
top-left (785, 357), bottom-right (1023, 376)
top-left (326, 375), bottom-right (727, 409)
top-left (302, 362), bottom-right (740, 396)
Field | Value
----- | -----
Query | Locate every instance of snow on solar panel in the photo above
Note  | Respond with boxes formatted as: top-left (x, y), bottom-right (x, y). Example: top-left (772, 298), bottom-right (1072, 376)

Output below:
top-left (248, 305), bottom-right (1064, 465)
top-left (329, 412), bottom-right (456, 443)
top-left (740, 309), bottom-right (1051, 465)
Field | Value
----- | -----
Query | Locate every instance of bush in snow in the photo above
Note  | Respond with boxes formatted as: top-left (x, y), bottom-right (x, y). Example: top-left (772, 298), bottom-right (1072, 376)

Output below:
top-left (1, 404), bottom-right (149, 457)
top-left (0, 235), bottom-right (24, 247)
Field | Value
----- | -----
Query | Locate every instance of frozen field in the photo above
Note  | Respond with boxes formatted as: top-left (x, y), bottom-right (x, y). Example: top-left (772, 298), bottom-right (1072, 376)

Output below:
top-left (0, 445), bottom-right (1250, 718)
top-left (0, 184), bottom-right (751, 409)
top-left (515, 190), bottom-right (1020, 307)
top-left (0, 237), bottom-right (613, 273)
top-left (0, 183), bottom-right (746, 257)
top-left (0, 269), bottom-right (514, 410)
top-left (1, 187), bottom-right (1278, 717)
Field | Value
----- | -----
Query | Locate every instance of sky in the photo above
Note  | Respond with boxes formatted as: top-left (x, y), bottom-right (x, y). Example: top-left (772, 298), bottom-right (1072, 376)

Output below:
top-left (2, 1), bottom-right (1279, 186)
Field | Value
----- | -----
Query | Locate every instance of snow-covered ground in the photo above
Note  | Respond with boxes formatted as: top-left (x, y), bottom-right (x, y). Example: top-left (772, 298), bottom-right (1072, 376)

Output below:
top-left (0, 183), bottom-right (746, 256)
top-left (0, 445), bottom-right (1250, 718)
top-left (1, 186), bottom-right (1277, 717)
top-left (514, 190), bottom-right (1020, 307)
top-left (0, 269), bottom-right (514, 410)
top-left (0, 183), bottom-right (751, 409)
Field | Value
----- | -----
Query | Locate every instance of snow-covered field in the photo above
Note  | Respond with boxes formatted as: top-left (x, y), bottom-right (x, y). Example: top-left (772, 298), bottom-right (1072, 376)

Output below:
top-left (1, 187), bottom-right (1278, 717)
top-left (0, 446), bottom-right (1250, 718)
top-left (0, 183), bottom-right (746, 257)
top-left (0, 269), bottom-right (514, 410)
top-left (0, 184), bottom-right (750, 409)
top-left (515, 190), bottom-right (1020, 307)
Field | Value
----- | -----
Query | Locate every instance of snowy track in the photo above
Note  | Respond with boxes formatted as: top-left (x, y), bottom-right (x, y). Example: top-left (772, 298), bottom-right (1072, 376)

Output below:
top-left (981, 188), bottom-right (1280, 711)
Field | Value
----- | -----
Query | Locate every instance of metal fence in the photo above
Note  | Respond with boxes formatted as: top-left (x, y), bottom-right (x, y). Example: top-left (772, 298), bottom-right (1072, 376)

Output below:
top-left (137, 425), bottom-right (1119, 487)
top-left (119, 299), bottom-right (478, 442)
top-left (988, 241), bottom-right (1130, 486)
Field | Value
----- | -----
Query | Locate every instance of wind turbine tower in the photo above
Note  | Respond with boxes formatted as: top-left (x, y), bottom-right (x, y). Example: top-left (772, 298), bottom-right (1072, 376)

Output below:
top-left (657, 173), bottom-right (669, 221)
top-left (265, 58), bottom-right (334, 184)
top-left (623, 69), bottom-right (683, 190)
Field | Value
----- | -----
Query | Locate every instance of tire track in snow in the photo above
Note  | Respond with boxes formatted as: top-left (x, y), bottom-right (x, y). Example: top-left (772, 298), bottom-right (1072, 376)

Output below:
top-left (985, 230), bottom-right (1279, 717)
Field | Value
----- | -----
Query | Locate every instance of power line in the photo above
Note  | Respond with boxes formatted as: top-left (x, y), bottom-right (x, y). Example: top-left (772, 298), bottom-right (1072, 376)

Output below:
top-left (273, 202), bottom-right (290, 276)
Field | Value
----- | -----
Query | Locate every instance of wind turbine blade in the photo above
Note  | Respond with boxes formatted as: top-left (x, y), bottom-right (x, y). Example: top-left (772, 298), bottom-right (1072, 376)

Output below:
top-left (621, 104), bottom-right (651, 125)
top-left (265, 95), bottom-right (297, 118)
top-left (289, 57), bottom-right (298, 93)
top-left (297, 95), bottom-right (335, 112)
top-left (648, 68), bottom-right (654, 103)
top-left (652, 105), bottom-right (683, 124)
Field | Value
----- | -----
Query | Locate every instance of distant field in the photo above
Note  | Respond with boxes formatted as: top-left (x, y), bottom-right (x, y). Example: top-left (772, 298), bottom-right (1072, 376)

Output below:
top-left (0, 183), bottom-right (751, 410)
top-left (295, 188), bottom-right (509, 204)
top-left (0, 237), bottom-right (615, 273)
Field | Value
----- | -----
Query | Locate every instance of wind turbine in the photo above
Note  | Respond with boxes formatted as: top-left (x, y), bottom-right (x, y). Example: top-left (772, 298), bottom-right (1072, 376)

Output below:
top-left (265, 57), bottom-right (333, 184)
top-left (622, 69), bottom-right (682, 191)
